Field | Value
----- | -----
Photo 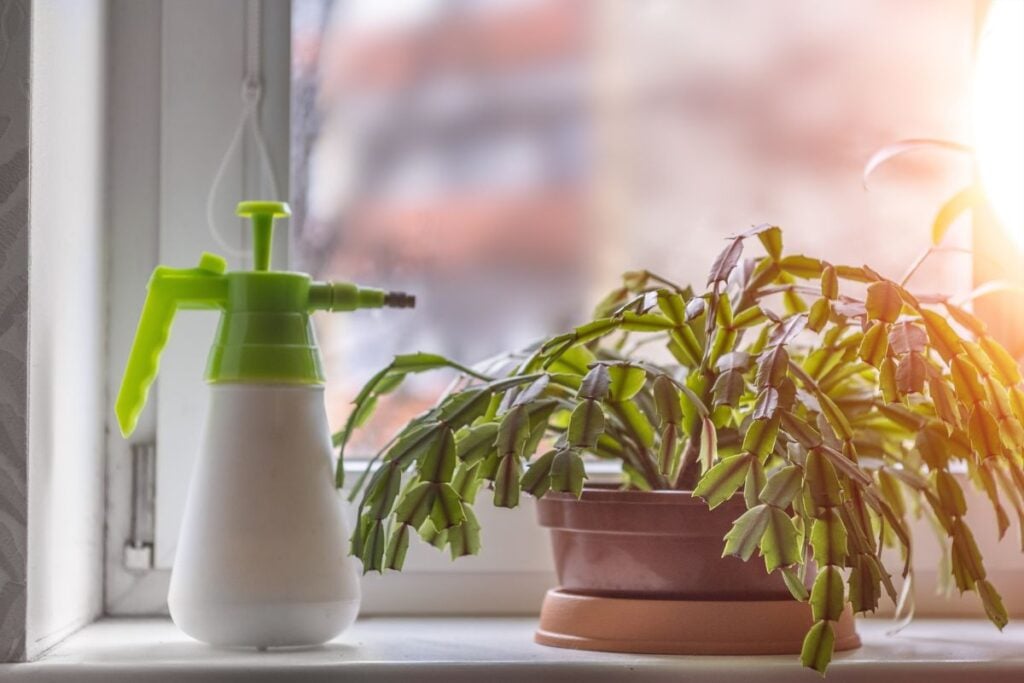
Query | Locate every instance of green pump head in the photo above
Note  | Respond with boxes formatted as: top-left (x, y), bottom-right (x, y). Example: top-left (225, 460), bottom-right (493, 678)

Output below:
top-left (115, 200), bottom-right (415, 438)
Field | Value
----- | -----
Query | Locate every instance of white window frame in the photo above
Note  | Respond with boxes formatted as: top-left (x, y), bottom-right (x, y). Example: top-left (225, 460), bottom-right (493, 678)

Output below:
top-left (103, 0), bottom-right (1024, 621)
top-left (103, 0), bottom-right (555, 617)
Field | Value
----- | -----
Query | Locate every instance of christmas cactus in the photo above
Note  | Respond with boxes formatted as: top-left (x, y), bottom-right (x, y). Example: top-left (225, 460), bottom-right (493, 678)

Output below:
top-left (337, 225), bottom-right (1024, 673)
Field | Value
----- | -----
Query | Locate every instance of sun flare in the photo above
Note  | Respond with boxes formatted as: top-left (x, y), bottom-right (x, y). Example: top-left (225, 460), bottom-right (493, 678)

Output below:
top-left (973, 0), bottom-right (1024, 249)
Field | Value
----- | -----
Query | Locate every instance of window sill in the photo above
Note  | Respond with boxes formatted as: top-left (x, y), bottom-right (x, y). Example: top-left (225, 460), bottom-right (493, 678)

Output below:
top-left (3, 617), bottom-right (1024, 682)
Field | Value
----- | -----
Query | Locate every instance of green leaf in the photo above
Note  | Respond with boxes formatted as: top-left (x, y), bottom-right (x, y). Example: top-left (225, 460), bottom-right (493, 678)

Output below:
top-left (935, 470), bottom-right (967, 517)
top-left (920, 309), bottom-right (962, 361)
top-left (916, 423), bottom-right (951, 469)
top-left (543, 319), bottom-right (620, 356)
top-left (365, 464), bottom-right (402, 519)
top-left (456, 422), bottom-right (500, 464)
top-left (835, 264), bottom-right (881, 283)
top-left (805, 449), bottom-right (842, 508)
top-left (811, 509), bottom-right (849, 566)
top-left (744, 458), bottom-right (767, 508)
top-left (385, 523), bottom-right (411, 570)
top-left (659, 423), bottom-right (681, 477)
top-left (698, 417), bottom-right (717, 472)
top-left (779, 255), bottom-right (824, 279)
top-left (394, 482), bottom-right (438, 529)
top-left (694, 454), bottom-right (753, 508)
top-left (963, 341), bottom-right (997, 377)
top-left (390, 352), bottom-right (481, 378)
top-left (879, 356), bottom-right (899, 403)
top-left (946, 302), bottom-right (987, 336)
top-left (817, 392), bottom-right (854, 441)
top-left (656, 291), bottom-right (686, 324)
top-left (653, 375), bottom-right (682, 424)
top-left (494, 455), bottom-right (521, 508)
top-left (969, 405), bottom-right (1004, 460)
top-left (550, 448), bottom-right (586, 498)
top-left (761, 506), bottom-right (800, 572)
top-left (895, 351), bottom-right (926, 394)
top-left (715, 292), bottom-right (735, 328)
top-left (451, 462), bottom-right (483, 503)
top-left (932, 185), bottom-right (981, 245)
top-left (385, 423), bottom-right (444, 466)
top-left (437, 389), bottom-right (493, 430)
top-left (496, 405), bottom-right (531, 457)
top-left (978, 578), bottom-right (1009, 630)
top-left (857, 321), bottom-right (888, 368)
top-left (568, 400), bottom-right (606, 448)
top-left (981, 336), bottom-right (1021, 385)
top-left (669, 327), bottom-right (703, 366)
top-left (742, 414), bottom-right (781, 460)
top-left (758, 226), bottom-right (783, 260)
top-left (951, 354), bottom-right (986, 404)
top-left (951, 520), bottom-right (984, 591)
top-left (447, 506), bottom-right (483, 559)
top-left (547, 344), bottom-right (596, 376)
top-left (821, 265), bottom-right (839, 300)
top-left (848, 553), bottom-right (881, 614)
top-left (807, 298), bottom-right (830, 332)
top-left (521, 450), bottom-right (556, 498)
top-left (511, 376), bottom-right (550, 407)
top-left (708, 327), bottom-right (738, 366)
top-left (608, 365), bottom-right (647, 402)
top-left (783, 289), bottom-right (808, 315)
top-left (800, 620), bottom-right (836, 673)
top-left (810, 566), bottom-right (845, 621)
top-left (723, 504), bottom-right (770, 561)
top-left (780, 411), bottom-right (823, 449)
top-left (733, 306), bottom-right (767, 328)
top-left (523, 401), bottom-right (557, 457)
top-left (430, 483), bottom-right (466, 531)
top-left (418, 426), bottom-right (457, 482)
top-left (929, 376), bottom-right (961, 426)
top-left (866, 281), bottom-right (903, 323)
top-left (781, 567), bottom-right (810, 601)
top-left (578, 364), bottom-right (611, 400)
top-left (620, 312), bottom-right (675, 332)
top-left (360, 520), bottom-right (387, 573)
top-left (760, 465), bottom-right (803, 507)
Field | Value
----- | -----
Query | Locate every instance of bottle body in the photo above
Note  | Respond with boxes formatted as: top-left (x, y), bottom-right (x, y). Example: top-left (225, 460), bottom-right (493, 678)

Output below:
top-left (168, 384), bottom-right (360, 647)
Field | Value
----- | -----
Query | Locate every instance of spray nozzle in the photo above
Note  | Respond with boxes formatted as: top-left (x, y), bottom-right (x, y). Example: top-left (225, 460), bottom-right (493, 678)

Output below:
top-left (237, 200), bottom-right (290, 271)
top-left (115, 200), bottom-right (416, 438)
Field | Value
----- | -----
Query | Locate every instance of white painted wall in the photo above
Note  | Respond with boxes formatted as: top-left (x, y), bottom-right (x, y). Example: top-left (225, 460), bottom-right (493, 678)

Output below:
top-left (27, 0), bottom-right (107, 658)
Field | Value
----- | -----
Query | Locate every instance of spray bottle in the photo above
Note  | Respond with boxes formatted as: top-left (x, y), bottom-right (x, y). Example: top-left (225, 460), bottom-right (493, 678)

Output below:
top-left (115, 201), bottom-right (413, 647)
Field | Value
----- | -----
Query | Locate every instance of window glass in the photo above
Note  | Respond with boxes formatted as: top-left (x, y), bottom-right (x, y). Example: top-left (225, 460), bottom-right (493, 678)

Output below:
top-left (291, 0), bottom-right (974, 455)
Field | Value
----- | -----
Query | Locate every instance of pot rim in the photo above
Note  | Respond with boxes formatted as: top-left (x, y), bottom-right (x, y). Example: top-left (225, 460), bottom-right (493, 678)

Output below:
top-left (541, 486), bottom-right (723, 506)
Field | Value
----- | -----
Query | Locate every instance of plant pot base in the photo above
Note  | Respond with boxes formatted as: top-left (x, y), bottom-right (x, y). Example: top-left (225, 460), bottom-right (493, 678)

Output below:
top-left (535, 589), bottom-right (861, 655)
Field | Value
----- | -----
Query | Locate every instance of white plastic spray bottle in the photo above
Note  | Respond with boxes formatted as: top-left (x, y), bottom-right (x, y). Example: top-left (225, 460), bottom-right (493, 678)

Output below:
top-left (115, 201), bottom-right (414, 648)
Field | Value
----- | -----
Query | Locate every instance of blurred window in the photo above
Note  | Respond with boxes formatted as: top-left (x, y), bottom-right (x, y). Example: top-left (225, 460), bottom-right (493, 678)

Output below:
top-left (291, 0), bottom-right (975, 457)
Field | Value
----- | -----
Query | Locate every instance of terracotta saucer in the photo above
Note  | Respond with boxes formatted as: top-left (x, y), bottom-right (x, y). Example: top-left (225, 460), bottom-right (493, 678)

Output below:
top-left (535, 589), bottom-right (861, 655)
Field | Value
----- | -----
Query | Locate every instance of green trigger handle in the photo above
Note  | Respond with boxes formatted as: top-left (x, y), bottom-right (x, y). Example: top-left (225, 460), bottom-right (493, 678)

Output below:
top-left (115, 253), bottom-right (228, 437)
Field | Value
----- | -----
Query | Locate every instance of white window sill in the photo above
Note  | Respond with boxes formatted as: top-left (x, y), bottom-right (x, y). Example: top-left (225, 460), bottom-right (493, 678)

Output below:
top-left (3, 617), bottom-right (1024, 682)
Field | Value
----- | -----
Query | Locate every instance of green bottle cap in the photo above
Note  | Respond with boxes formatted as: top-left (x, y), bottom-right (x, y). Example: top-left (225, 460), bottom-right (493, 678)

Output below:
top-left (114, 201), bottom-right (415, 437)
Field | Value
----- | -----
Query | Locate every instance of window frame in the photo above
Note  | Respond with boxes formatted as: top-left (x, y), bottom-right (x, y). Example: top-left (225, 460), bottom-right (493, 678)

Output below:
top-left (103, 0), bottom-right (1024, 621)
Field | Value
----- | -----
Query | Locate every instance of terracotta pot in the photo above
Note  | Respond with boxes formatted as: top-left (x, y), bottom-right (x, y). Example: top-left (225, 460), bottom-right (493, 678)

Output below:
top-left (534, 487), bottom-right (861, 655)
top-left (535, 487), bottom-right (791, 600)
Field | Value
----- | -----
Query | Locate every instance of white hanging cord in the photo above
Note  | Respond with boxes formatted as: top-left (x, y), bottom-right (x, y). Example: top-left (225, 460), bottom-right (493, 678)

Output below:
top-left (206, 0), bottom-right (282, 258)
